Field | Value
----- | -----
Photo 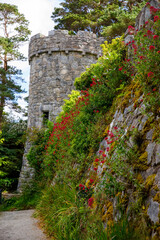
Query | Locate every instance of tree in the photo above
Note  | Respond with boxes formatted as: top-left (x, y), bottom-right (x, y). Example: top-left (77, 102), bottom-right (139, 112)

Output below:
top-left (0, 3), bottom-right (31, 130)
top-left (51, 0), bottom-right (147, 38)
top-left (0, 117), bottom-right (27, 191)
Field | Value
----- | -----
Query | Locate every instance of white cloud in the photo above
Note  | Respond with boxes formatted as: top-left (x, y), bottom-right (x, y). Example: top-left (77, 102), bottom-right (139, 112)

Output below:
top-left (1, 0), bottom-right (62, 116)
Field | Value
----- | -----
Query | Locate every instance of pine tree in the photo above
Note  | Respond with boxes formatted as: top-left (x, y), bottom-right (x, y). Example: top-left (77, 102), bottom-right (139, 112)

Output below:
top-left (51, 0), bottom-right (147, 38)
top-left (0, 3), bottom-right (31, 129)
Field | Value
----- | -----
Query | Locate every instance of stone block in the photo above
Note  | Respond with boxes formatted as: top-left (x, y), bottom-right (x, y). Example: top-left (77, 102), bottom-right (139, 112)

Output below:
top-left (146, 142), bottom-right (156, 165)
top-left (147, 198), bottom-right (159, 224)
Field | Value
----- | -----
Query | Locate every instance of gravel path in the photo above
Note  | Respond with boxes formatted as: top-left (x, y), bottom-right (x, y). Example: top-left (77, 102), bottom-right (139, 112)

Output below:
top-left (0, 210), bottom-right (47, 240)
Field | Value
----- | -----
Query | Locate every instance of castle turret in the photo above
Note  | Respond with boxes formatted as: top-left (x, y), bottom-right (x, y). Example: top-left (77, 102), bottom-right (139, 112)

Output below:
top-left (18, 30), bottom-right (104, 190)
top-left (28, 30), bottom-right (104, 128)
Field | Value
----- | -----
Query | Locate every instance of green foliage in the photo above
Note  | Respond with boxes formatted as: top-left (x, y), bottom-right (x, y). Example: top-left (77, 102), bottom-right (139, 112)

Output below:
top-left (74, 37), bottom-right (128, 90)
top-left (0, 118), bottom-right (26, 190)
top-left (37, 183), bottom-right (107, 240)
top-left (27, 127), bottom-right (51, 179)
top-left (0, 180), bottom-right (43, 211)
top-left (102, 1), bottom-right (147, 41)
top-left (56, 90), bottom-right (80, 122)
top-left (51, 0), bottom-right (146, 38)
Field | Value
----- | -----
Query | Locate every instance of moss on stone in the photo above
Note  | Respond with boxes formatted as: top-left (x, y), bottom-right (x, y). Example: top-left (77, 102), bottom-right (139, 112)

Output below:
top-left (153, 193), bottom-right (160, 204)
top-left (145, 174), bottom-right (156, 192)
top-left (102, 201), bottom-right (113, 224)
top-left (136, 173), bottom-right (144, 184)
top-left (133, 151), bottom-right (148, 171)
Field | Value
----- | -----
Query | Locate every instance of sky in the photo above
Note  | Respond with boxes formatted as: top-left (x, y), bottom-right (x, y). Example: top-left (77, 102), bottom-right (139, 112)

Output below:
top-left (0, 0), bottom-right (62, 118)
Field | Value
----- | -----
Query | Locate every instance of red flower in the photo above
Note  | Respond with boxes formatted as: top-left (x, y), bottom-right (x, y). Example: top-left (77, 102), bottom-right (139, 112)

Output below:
top-left (128, 25), bottom-right (135, 32)
top-left (95, 158), bottom-right (99, 162)
top-left (94, 167), bottom-right (97, 171)
top-left (148, 72), bottom-right (154, 78)
top-left (101, 160), bottom-right (105, 164)
top-left (90, 179), bottom-right (94, 183)
top-left (149, 45), bottom-right (155, 51)
top-left (154, 15), bottom-right (159, 22)
top-left (152, 88), bottom-right (156, 91)
top-left (88, 197), bottom-right (94, 207)
top-left (150, 6), bottom-right (158, 13)
top-left (153, 35), bottom-right (159, 40)
top-left (158, 51), bottom-right (160, 54)
top-left (147, 30), bottom-right (153, 35)
top-left (119, 67), bottom-right (123, 71)
top-left (145, 21), bottom-right (149, 24)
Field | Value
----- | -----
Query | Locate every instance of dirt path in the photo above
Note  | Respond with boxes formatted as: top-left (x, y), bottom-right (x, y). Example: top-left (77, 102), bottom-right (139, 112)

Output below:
top-left (0, 209), bottom-right (47, 240)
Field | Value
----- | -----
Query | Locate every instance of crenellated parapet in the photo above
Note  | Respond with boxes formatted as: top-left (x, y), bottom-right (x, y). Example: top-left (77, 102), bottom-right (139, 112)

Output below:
top-left (29, 30), bottom-right (104, 63)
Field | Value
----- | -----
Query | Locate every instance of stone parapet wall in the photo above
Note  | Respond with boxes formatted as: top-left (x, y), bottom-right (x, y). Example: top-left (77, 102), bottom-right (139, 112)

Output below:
top-left (29, 30), bottom-right (104, 62)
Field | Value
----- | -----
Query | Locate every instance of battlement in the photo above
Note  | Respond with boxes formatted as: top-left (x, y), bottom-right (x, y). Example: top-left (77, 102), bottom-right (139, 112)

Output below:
top-left (29, 30), bottom-right (105, 63)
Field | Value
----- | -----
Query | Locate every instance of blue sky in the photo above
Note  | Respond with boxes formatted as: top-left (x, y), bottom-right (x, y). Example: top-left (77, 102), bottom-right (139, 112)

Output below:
top-left (1, 0), bottom-right (62, 117)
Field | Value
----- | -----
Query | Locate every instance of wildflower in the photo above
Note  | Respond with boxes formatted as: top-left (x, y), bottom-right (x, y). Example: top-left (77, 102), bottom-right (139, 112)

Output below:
top-left (149, 45), bottom-right (155, 51)
top-left (139, 56), bottom-right (144, 60)
top-left (148, 72), bottom-right (154, 78)
top-left (147, 30), bottom-right (153, 35)
top-left (145, 21), bottom-right (149, 24)
top-left (94, 167), bottom-right (98, 171)
top-left (101, 160), bottom-right (105, 164)
top-left (128, 25), bottom-right (135, 32)
top-left (88, 197), bottom-right (94, 207)
top-left (154, 15), bottom-right (159, 22)
top-left (95, 158), bottom-right (99, 162)
top-left (119, 67), bottom-right (123, 71)
top-left (150, 6), bottom-right (158, 13)
top-left (158, 51), bottom-right (160, 53)
top-left (152, 88), bottom-right (156, 91)
top-left (153, 35), bottom-right (159, 40)
top-left (90, 179), bottom-right (94, 183)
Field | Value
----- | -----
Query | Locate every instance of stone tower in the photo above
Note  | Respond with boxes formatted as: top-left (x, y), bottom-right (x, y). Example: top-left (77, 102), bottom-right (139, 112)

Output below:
top-left (18, 30), bottom-right (104, 190)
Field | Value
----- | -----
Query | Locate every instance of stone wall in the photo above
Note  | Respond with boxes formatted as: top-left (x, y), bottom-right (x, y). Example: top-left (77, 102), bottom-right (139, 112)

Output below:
top-left (18, 30), bottom-right (104, 191)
